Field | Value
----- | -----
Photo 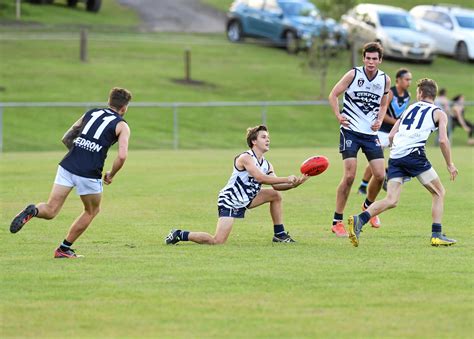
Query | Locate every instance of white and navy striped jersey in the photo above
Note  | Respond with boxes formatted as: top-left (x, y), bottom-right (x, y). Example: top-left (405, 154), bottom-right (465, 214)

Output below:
top-left (342, 66), bottom-right (387, 135)
top-left (217, 150), bottom-right (271, 209)
top-left (390, 101), bottom-right (439, 159)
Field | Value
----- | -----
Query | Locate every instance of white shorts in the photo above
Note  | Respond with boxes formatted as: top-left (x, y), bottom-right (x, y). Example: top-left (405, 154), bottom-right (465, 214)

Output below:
top-left (54, 166), bottom-right (103, 195)
top-left (377, 131), bottom-right (390, 148)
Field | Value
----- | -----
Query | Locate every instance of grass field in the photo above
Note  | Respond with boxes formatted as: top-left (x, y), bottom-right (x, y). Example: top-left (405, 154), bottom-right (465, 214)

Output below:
top-left (1, 147), bottom-right (473, 337)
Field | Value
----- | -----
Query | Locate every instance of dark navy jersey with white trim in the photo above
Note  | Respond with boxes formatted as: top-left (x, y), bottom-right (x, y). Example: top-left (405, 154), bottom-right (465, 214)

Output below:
top-left (217, 150), bottom-right (271, 209)
top-left (380, 86), bottom-right (410, 133)
top-left (390, 101), bottom-right (438, 159)
top-left (60, 108), bottom-right (125, 179)
top-left (341, 66), bottom-right (387, 135)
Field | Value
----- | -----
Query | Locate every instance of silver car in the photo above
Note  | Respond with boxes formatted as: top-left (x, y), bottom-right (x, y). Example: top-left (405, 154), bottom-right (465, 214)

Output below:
top-left (341, 4), bottom-right (436, 63)
top-left (410, 5), bottom-right (474, 62)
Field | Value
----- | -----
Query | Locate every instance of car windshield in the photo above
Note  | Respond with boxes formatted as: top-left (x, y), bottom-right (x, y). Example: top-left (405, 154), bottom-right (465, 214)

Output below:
top-left (279, 2), bottom-right (319, 17)
top-left (378, 12), bottom-right (415, 29)
top-left (455, 15), bottom-right (474, 29)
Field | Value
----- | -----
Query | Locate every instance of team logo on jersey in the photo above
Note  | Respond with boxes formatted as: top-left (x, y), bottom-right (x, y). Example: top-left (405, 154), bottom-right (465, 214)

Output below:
top-left (352, 91), bottom-right (381, 115)
top-left (375, 138), bottom-right (381, 147)
top-left (345, 140), bottom-right (353, 148)
top-left (74, 137), bottom-right (103, 152)
top-left (372, 83), bottom-right (382, 91)
top-left (358, 79), bottom-right (365, 87)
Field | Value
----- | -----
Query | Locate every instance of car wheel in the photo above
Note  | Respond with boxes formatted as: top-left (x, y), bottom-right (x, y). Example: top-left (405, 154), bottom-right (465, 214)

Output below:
top-left (455, 41), bottom-right (469, 62)
top-left (86, 0), bottom-right (101, 12)
top-left (227, 21), bottom-right (243, 42)
top-left (67, 0), bottom-right (78, 6)
top-left (285, 31), bottom-right (299, 54)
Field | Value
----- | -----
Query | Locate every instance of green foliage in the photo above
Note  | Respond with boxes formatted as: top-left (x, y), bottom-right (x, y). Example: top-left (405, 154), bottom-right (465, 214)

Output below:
top-left (1, 148), bottom-right (473, 337)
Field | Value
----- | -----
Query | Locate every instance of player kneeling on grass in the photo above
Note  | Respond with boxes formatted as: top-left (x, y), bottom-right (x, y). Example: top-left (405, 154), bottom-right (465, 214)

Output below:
top-left (347, 78), bottom-right (458, 247)
top-left (9, 87), bottom-right (132, 258)
top-left (165, 125), bottom-right (309, 245)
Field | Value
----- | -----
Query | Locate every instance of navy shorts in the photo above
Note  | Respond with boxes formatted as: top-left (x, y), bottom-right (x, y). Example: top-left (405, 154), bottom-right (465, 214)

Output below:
top-left (388, 150), bottom-right (432, 180)
top-left (339, 128), bottom-right (384, 160)
top-left (218, 206), bottom-right (247, 218)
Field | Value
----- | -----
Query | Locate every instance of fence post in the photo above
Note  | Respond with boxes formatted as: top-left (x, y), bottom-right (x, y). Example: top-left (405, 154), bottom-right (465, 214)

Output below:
top-left (261, 103), bottom-right (267, 126)
top-left (16, 0), bottom-right (21, 20)
top-left (173, 105), bottom-right (179, 150)
top-left (0, 105), bottom-right (3, 153)
top-left (185, 49), bottom-right (191, 82)
top-left (80, 29), bottom-right (88, 62)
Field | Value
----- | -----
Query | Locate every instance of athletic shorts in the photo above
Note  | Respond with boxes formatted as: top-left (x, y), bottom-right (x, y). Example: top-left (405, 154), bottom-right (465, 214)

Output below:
top-left (339, 128), bottom-right (384, 160)
top-left (387, 150), bottom-right (433, 182)
top-left (54, 166), bottom-right (103, 195)
top-left (218, 206), bottom-right (247, 219)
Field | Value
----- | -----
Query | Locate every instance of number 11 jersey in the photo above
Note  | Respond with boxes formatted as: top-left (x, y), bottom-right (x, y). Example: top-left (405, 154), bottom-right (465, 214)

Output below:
top-left (390, 101), bottom-right (439, 159)
top-left (60, 108), bottom-right (126, 179)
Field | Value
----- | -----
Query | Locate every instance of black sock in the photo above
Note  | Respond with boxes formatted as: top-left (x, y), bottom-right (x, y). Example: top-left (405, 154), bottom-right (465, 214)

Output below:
top-left (359, 180), bottom-right (369, 188)
top-left (359, 211), bottom-right (371, 225)
top-left (363, 198), bottom-right (373, 209)
top-left (34, 207), bottom-right (39, 217)
top-left (274, 224), bottom-right (285, 236)
top-left (333, 212), bottom-right (343, 226)
top-left (432, 223), bottom-right (442, 235)
top-left (59, 239), bottom-right (73, 252)
top-left (179, 231), bottom-right (189, 241)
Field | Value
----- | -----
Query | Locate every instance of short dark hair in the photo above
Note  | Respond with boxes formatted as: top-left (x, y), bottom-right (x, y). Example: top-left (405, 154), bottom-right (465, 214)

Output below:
top-left (363, 42), bottom-right (383, 59)
top-left (438, 88), bottom-right (447, 96)
top-left (109, 87), bottom-right (132, 110)
top-left (246, 125), bottom-right (268, 148)
top-left (417, 78), bottom-right (438, 100)
top-left (395, 68), bottom-right (410, 79)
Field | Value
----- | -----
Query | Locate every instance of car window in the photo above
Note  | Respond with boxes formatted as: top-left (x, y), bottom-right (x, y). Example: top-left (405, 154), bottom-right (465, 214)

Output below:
top-left (423, 10), bottom-right (453, 29)
top-left (279, 1), bottom-right (319, 17)
top-left (455, 15), bottom-right (474, 29)
top-left (248, 0), bottom-right (264, 9)
top-left (378, 12), bottom-right (415, 29)
top-left (263, 0), bottom-right (281, 13)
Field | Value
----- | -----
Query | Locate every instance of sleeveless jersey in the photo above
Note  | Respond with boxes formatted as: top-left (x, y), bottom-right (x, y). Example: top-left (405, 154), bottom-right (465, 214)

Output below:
top-left (380, 86), bottom-right (410, 133)
top-left (341, 66), bottom-right (387, 135)
top-left (217, 150), bottom-right (271, 209)
top-left (390, 101), bottom-right (439, 159)
top-left (60, 108), bottom-right (125, 179)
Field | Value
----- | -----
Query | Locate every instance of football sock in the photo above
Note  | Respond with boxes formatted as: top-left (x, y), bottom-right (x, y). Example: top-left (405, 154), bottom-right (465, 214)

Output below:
top-left (359, 180), bottom-right (369, 188)
top-left (359, 211), bottom-right (371, 226)
top-left (431, 223), bottom-right (442, 235)
top-left (274, 224), bottom-right (285, 236)
top-left (333, 212), bottom-right (343, 226)
top-left (363, 198), bottom-right (373, 209)
top-left (59, 239), bottom-right (73, 252)
top-left (34, 207), bottom-right (39, 217)
top-left (179, 231), bottom-right (189, 241)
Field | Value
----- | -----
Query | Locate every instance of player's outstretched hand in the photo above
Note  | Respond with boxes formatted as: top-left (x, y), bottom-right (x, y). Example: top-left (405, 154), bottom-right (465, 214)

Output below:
top-left (287, 175), bottom-right (298, 185)
top-left (293, 174), bottom-right (310, 188)
top-left (447, 163), bottom-right (458, 181)
top-left (104, 171), bottom-right (113, 185)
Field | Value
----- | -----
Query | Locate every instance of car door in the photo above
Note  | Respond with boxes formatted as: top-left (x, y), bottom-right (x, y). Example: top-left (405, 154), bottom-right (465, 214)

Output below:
top-left (243, 0), bottom-right (266, 37)
top-left (419, 10), bottom-right (456, 54)
top-left (258, 0), bottom-right (284, 40)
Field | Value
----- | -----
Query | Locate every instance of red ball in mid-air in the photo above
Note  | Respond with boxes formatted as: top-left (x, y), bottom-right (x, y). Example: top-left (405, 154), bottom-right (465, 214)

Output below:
top-left (300, 156), bottom-right (329, 176)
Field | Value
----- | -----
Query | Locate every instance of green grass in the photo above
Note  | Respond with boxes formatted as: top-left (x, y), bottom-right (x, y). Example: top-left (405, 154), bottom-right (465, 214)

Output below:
top-left (1, 32), bottom-right (473, 151)
top-left (1, 147), bottom-right (473, 337)
top-left (0, 0), bottom-right (140, 28)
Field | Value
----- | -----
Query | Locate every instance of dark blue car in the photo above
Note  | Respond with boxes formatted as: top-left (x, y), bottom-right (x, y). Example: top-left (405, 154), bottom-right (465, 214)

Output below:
top-left (226, 0), bottom-right (347, 53)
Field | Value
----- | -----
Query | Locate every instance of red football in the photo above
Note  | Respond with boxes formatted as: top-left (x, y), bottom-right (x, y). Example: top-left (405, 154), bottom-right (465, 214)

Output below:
top-left (300, 156), bottom-right (329, 176)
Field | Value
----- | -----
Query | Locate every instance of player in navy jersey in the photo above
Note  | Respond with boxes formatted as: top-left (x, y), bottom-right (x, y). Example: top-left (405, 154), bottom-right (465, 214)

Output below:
top-left (165, 125), bottom-right (309, 245)
top-left (348, 78), bottom-right (458, 247)
top-left (9, 87), bottom-right (132, 258)
top-left (328, 42), bottom-right (391, 237)
top-left (357, 68), bottom-right (412, 195)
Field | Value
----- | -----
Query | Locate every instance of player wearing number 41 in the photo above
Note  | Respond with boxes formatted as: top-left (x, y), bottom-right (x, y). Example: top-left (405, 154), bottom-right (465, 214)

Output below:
top-left (165, 125), bottom-right (309, 245)
top-left (9, 87), bottom-right (132, 258)
top-left (348, 78), bottom-right (458, 247)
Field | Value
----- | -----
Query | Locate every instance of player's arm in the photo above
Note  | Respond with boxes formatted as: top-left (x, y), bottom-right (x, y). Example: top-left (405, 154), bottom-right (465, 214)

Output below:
top-left (62, 114), bottom-right (85, 149)
top-left (268, 163), bottom-right (309, 191)
top-left (434, 109), bottom-right (458, 181)
top-left (104, 121), bottom-right (130, 185)
top-left (383, 90), bottom-right (398, 126)
top-left (452, 103), bottom-right (471, 132)
top-left (372, 75), bottom-right (392, 131)
top-left (388, 118), bottom-right (401, 147)
top-left (328, 69), bottom-right (355, 128)
top-left (238, 154), bottom-right (297, 186)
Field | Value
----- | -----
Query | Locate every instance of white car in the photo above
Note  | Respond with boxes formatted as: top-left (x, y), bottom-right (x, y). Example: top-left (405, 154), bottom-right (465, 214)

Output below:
top-left (410, 5), bottom-right (474, 62)
top-left (341, 4), bottom-right (436, 63)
